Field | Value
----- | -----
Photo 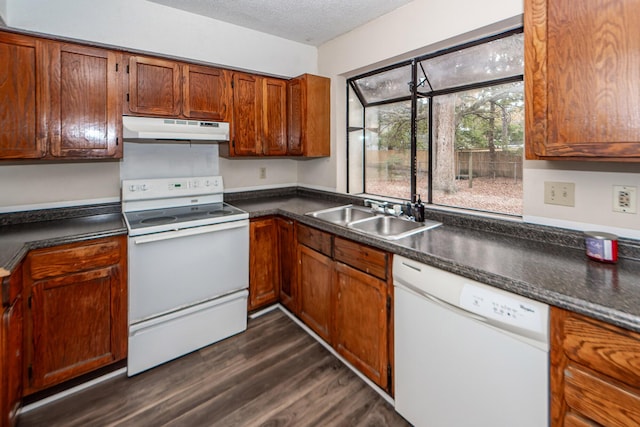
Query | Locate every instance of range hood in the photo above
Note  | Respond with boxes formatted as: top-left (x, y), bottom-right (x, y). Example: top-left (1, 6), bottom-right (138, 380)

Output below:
top-left (122, 116), bottom-right (230, 143)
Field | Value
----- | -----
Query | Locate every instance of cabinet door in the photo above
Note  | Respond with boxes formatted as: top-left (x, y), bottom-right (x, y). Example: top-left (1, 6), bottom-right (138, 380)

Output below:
top-left (3, 295), bottom-right (23, 425)
top-left (334, 262), bottom-right (389, 390)
top-left (262, 78), bottom-right (287, 155)
top-left (287, 77), bottom-right (303, 155)
top-left (287, 74), bottom-right (330, 157)
top-left (525, 0), bottom-right (640, 160)
top-left (49, 43), bottom-right (122, 158)
top-left (298, 244), bottom-right (333, 343)
top-left (183, 64), bottom-right (230, 121)
top-left (127, 56), bottom-right (181, 116)
top-left (231, 72), bottom-right (262, 155)
top-left (0, 32), bottom-right (47, 159)
top-left (27, 265), bottom-right (126, 392)
top-left (277, 217), bottom-right (297, 313)
top-left (249, 218), bottom-right (280, 311)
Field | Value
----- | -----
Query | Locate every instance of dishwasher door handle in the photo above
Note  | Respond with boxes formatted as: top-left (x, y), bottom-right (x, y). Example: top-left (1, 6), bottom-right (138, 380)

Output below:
top-left (395, 281), bottom-right (487, 323)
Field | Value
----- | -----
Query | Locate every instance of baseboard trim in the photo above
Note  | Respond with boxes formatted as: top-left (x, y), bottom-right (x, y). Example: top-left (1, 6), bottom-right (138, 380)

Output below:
top-left (18, 367), bottom-right (127, 415)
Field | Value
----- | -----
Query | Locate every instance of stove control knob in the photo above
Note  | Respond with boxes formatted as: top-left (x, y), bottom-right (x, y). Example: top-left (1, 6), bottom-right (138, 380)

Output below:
top-left (140, 184), bottom-right (148, 191)
top-left (128, 184), bottom-right (137, 192)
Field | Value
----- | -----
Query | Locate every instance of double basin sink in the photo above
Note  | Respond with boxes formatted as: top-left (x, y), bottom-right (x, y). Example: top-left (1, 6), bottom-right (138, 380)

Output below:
top-left (306, 204), bottom-right (441, 240)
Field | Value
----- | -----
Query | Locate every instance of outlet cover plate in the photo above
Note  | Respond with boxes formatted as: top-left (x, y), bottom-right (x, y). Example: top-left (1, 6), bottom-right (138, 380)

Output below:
top-left (613, 185), bottom-right (637, 214)
top-left (544, 181), bottom-right (575, 207)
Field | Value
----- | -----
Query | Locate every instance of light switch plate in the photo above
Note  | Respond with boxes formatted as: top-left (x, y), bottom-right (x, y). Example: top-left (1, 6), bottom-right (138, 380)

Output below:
top-left (544, 181), bottom-right (575, 207)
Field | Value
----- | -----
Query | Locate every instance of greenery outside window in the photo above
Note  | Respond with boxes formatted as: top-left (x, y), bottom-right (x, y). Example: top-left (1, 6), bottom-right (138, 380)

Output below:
top-left (347, 29), bottom-right (524, 216)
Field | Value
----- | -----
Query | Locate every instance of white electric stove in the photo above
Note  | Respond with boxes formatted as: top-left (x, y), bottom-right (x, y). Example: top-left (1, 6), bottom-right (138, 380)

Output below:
top-left (122, 176), bottom-right (249, 376)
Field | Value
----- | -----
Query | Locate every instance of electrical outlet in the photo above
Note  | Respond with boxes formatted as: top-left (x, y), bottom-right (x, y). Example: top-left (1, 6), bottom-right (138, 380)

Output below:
top-left (544, 181), bottom-right (575, 207)
top-left (259, 167), bottom-right (267, 179)
top-left (613, 185), bottom-right (637, 213)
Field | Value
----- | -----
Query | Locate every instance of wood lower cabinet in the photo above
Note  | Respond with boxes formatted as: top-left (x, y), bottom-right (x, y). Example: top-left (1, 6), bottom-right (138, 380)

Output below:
top-left (249, 218), bottom-right (280, 311)
top-left (550, 306), bottom-right (640, 426)
top-left (277, 217), bottom-right (297, 312)
top-left (298, 244), bottom-right (334, 342)
top-left (22, 236), bottom-right (127, 394)
top-left (287, 74), bottom-right (330, 157)
top-left (295, 224), bottom-right (392, 392)
top-left (1, 265), bottom-right (24, 427)
top-left (525, 0), bottom-right (640, 160)
top-left (334, 262), bottom-right (389, 391)
top-left (0, 32), bottom-right (48, 159)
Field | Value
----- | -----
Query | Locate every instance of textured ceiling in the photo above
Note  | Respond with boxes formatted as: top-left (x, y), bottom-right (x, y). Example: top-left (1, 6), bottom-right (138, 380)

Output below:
top-left (147, 0), bottom-right (414, 46)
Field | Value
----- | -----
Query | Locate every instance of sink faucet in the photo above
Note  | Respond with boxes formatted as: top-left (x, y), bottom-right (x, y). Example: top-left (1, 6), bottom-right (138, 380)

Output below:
top-left (364, 199), bottom-right (403, 216)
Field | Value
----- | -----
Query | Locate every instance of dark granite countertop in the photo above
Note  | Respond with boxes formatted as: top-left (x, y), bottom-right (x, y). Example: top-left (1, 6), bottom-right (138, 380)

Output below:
top-left (0, 204), bottom-right (127, 278)
top-left (2, 192), bottom-right (639, 334)
top-left (227, 190), bottom-right (640, 334)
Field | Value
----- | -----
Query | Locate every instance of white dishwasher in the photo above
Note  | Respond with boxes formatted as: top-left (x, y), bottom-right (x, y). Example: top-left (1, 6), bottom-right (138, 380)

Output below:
top-left (393, 255), bottom-right (549, 427)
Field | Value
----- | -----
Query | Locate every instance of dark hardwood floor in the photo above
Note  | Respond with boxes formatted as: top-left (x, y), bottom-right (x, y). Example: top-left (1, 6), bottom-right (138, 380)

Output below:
top-left (18, 308), bottom-right (410, 427)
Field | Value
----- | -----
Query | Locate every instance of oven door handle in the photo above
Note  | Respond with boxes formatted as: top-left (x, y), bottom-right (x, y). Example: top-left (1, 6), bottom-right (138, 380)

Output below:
top-left (131, 219), bottom-right (249, 245)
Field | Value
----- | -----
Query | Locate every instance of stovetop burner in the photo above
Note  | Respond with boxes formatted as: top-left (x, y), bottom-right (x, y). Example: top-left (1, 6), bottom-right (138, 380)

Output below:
top-left (139, 216), bottom-right (178, 225)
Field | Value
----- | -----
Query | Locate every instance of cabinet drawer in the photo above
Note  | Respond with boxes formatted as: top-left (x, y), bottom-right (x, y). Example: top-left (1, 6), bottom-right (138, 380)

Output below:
top-left (28, 238), bottom-right (122, 281)
top-left (297, 224), bottom-right (332, 257)
top-left (563, 314), bottom-right (640, 388)
top-left (334, 237), bottom-right (387, 280)
top-left (564, 364), bottom-right (640, 426)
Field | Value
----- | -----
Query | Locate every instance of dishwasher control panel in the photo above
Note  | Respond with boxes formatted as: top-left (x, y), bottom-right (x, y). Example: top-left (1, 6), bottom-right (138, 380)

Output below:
top-left (460, 283), bottom-right (544, 333)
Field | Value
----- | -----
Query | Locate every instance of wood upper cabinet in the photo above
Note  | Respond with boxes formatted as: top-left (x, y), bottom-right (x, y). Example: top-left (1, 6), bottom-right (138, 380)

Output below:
top-left (262, 78), bottom-right (287, 155)
top-left (230, 72), bottom-right (262, 155)
top-left (277, 217), bottom-right (297, 313)
top-left (334, 262), bottom-right (389, 391)
top-left (0, 31), bottom-right (122, 160)
top-left (182, 64), bottom-right (230, 121)
top-left (0, 32), bottom-right (47, 159)
top-left (550, 307), bottom-right (640, 426)
top-left (126, 55), bottom-right (181, 117)
top-left (22, 236), bottom-right (127, 395)
top-left (248, 218), bottom-right (280, 311)
top-left (525, 0), bottom-right (640, 160)
top-left (227, 72), bottom-right (287, 156)
top-left (49, 43), bottom-right (122, 158)
top-left (125, 56), bottom-right (230, 121)
top-left (287, 74), bottom-right (330, 157)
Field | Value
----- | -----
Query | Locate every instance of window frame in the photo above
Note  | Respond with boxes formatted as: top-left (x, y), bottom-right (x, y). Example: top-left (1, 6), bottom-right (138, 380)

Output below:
top-left (346, 27), bottom-right (524, 210)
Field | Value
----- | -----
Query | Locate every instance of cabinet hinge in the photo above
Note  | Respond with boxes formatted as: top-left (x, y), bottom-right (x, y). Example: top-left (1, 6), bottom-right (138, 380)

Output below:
top-left (115, 63), bottom-right (119, 72)
top-left (231, 80), bottom-right (234, 89)
top-left (387, 364), bottom-right (392, 391)
top-left (232, 139), bottom-right (235, 149)
top-left (126, 64), bottom-right (130, 74)
top-left (126, 93), bottom-right (130, 102)
top-left (28, 365), bottom-right (33, 381)
top-left (386, 295), bottom-right (391, 313)
top-left (116, 137), bottom-right (119, 146)
top-left (28, 295), bottom-right (32, 309)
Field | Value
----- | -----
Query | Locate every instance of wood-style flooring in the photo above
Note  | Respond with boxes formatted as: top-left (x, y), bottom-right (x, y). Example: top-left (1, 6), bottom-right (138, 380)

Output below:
top-left (18, 308), bottom-right (410, 427)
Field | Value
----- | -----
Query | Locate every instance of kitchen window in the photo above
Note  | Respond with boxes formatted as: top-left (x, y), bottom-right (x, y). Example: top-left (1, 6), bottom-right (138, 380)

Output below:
top-left (347, 29), bottom-right (524, 216)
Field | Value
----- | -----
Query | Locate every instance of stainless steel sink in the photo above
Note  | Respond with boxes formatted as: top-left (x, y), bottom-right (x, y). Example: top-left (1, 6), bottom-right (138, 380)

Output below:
top-left (307, 204), bottom-right (441, 240)
top-left (348, 215), bottom-right (441, 240)
top-left (306, 204), bottom-right (377, 226)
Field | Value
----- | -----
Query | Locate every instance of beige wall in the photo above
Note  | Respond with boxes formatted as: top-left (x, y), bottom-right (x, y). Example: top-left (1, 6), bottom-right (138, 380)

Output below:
top-left (315, 0), bottom-right (640, 238)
